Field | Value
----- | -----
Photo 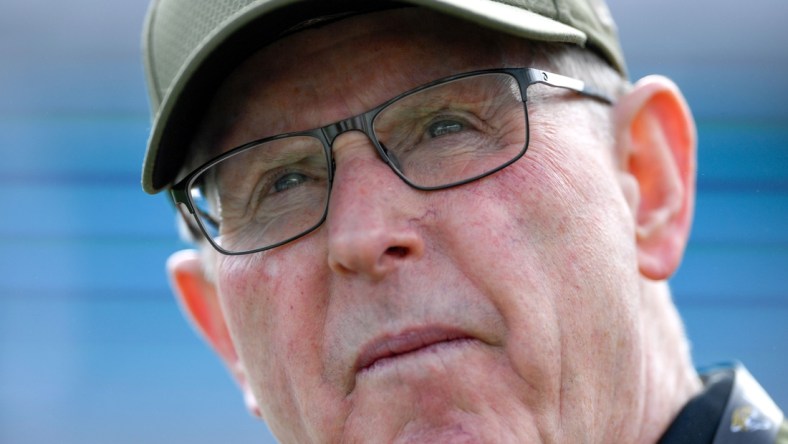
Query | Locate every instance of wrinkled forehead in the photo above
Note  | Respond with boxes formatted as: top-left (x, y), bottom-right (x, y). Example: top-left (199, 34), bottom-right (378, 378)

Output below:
top-left (186, 8), bottom-right (540, 165)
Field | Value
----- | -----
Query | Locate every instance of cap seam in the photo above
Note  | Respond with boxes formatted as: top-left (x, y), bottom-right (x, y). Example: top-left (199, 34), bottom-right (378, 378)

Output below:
top-left (551, 0), bottom-right (564, 22)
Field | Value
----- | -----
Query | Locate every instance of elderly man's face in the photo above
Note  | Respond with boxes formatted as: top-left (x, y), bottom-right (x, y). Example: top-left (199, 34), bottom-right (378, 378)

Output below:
top-left (189, 8), bottom-right (648, 443)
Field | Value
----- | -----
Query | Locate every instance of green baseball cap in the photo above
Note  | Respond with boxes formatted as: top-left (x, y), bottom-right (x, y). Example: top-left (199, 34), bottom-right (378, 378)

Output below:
top-left (141, 0), bottom-right (626, 194)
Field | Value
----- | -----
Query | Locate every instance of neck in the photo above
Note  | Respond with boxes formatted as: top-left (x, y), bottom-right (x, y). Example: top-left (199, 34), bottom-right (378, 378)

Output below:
top-left (635, 279), bottom-right (703, 443)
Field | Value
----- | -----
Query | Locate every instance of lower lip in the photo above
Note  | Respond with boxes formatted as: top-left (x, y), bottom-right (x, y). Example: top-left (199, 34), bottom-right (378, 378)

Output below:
top-left (358, 337), bottom-right (477, 377)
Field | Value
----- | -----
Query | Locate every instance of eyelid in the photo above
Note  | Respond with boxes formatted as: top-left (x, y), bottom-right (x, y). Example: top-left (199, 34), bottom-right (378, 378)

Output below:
top-left (402, 108), bottom-right (475, 147)
top-left (428, 120), bottom-right (464, 137)
top-left (422, 109), bottom-right (479, 134)
top-left (251, 157), bottom-right (313, 199)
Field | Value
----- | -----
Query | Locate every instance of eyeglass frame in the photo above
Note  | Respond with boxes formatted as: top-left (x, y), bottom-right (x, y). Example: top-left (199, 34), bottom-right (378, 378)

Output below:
top-left (170, 67), bottom-right (614, 255)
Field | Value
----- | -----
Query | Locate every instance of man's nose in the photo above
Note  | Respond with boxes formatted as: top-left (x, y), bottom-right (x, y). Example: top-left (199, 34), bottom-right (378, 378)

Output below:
top-left (326, 132), bottom-right (425, 281)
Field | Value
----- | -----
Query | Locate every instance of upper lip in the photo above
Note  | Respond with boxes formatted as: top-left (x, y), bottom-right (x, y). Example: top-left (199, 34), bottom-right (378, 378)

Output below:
top-left (354, 326), bottom-right (473, 374)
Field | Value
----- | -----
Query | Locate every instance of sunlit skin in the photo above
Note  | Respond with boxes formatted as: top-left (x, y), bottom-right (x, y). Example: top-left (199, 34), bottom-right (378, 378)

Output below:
top-left (170, 8), bottom-right (700, 444)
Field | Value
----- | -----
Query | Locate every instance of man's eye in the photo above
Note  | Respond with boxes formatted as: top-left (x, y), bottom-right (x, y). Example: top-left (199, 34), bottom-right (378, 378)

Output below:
top-left (428, 119), bottom-right (465, 138)
top-left (273, 172), bottom-right (308, 193)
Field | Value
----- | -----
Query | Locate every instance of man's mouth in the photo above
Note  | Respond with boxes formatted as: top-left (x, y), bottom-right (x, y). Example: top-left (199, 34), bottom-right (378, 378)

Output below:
top-left (355, 326), bottom-right (475, 375)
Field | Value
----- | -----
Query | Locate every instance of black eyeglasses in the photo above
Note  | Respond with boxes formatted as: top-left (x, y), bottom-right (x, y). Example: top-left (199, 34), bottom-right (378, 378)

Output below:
top-left (171, 67), bottom-right (613, 255)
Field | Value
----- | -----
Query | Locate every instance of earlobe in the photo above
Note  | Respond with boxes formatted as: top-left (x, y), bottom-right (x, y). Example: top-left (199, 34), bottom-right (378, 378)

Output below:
top-left (614, 76), bottom-right (697, 280)
top-left (167, 249), bottom-right (261, 418)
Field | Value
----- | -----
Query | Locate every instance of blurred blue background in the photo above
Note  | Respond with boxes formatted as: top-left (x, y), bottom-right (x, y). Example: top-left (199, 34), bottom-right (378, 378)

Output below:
top-left (1, 1), bottom-right (786, 443)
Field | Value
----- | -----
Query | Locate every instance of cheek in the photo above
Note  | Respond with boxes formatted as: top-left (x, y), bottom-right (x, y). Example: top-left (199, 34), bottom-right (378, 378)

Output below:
top-left (521, 131), bottom-right (639, 297)
top-left (215, 245), bottom-right (329, 338)
top-left (518, 137), bottom-right (642, 378)
top-left (213, 248), bottom-right (333, 428)
top-left (215, 253), bottom-right (288, 398)
top-left (442, 129), bottom-right (642, 400)
top-left (215, 253), bottom-right (279, 340)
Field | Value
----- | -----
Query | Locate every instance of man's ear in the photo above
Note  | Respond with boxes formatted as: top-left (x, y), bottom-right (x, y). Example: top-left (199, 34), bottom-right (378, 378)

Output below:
top-left (614, 75), bottom-right (697, 281)
top-left (167, 249), bottom-right (261, 418)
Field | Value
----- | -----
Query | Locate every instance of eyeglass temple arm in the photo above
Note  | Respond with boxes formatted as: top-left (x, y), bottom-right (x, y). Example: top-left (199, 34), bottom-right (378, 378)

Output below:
top-left (170, 187), bottom-right (219, 241)
top-left (525, 68), bottom-right (614, 105)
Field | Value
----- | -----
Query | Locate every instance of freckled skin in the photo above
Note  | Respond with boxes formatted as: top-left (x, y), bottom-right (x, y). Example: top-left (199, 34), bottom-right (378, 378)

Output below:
top-left (200, 9), bottom-right (647, 444)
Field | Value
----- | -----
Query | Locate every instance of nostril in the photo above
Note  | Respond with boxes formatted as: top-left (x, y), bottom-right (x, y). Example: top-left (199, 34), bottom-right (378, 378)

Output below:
top-left (385, 246), bottom-right (409, 257)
